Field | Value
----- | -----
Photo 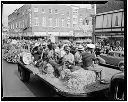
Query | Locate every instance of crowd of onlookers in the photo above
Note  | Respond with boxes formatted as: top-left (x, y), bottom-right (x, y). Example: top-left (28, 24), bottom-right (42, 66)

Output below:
top-left (2, 38), bottom-right (124, 78)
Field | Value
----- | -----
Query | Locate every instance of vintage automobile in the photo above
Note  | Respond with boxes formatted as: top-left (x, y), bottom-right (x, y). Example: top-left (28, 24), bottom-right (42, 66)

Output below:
top-left (109, 72), bottom-right (125, 100)
top-left (95, 51), bottom-right (124, 71)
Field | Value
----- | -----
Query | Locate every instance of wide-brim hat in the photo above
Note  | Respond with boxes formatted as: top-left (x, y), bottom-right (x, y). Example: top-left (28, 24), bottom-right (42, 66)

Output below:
top-left (78, 45), bottom-right (84, 51)
top-left (87, 44), bottom-right (95, 49)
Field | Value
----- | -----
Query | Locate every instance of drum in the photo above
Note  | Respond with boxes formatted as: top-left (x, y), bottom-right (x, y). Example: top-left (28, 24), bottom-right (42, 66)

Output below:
top-left (20, 52), bottom-right (33, 65)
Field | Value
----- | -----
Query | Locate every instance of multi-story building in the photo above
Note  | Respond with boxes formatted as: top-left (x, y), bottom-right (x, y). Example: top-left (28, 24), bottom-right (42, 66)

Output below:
top-left (8, 4), bottom-right (94, 42)
top-left (95, 0), bottom-right (124, 47)
top-left (74, 7), bottom-right (93, 41)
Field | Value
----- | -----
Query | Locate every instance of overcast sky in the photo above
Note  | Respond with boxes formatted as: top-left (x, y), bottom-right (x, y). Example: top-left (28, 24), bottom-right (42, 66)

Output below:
top-left (2, 4), bottom-right (91, 27)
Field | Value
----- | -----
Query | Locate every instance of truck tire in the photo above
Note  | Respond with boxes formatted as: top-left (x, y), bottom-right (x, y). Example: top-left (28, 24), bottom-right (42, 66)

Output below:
top-left (119, 63), bottom-right (124, 71)
top-left (110, 79), bottom-right (124, 100)
top-left (18, 64), bottom-right (30, 82)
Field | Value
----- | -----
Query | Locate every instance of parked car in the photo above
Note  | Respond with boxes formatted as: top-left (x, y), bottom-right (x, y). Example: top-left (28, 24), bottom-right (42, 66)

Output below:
top-left (95, 51), bottom-right (124, 71)
top-left (109, 72), bottom-right (125, 100)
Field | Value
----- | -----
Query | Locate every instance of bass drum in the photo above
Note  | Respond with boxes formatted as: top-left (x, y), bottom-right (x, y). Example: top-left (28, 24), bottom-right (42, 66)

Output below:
top-left (20, 52), bottom-right (33, 65)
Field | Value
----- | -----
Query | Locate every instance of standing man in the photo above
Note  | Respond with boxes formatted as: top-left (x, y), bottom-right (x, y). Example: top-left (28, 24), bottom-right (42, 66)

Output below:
top-left (74, 45), bottom-right (85, 66)
top-left (82, 44), bottom-right (96, 70)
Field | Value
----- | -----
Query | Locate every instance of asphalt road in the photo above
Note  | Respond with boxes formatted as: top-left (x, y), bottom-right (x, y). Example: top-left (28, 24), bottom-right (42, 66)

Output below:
top-left (2, 59), bottom-right (58, 97)
top-left (2, 58), bottom-right (121, 98)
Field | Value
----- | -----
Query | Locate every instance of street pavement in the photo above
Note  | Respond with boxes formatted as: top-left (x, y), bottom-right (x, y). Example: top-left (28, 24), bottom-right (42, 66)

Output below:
top-left (2, 59), bottom-right (57, 97)
top-left (2, 58), bottom-right (121, 98)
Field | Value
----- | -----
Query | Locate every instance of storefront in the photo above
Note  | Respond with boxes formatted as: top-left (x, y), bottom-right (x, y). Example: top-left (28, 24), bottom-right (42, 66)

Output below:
top-left (95, 9), bottom-right (124, 47)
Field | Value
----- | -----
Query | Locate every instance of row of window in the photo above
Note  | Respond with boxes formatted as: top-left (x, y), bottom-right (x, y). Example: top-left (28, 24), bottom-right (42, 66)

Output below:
top-left (9, 20), bottom-right (27, 30)
top-left (9, 17), bottom-right (91, 30)
top-left (9, 8), bottom-right (31, 23)
top-left (33, 17), bottom-right (71, 28)
top-left (96, 11), bottom-right (124, 28)
top-left (34, 7), bottom-right (70, 16)
top-left (34, 7), bottom-right (58, 14)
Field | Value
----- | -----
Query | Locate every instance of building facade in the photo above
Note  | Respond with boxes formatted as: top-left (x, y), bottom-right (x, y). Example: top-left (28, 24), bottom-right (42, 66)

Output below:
top-left (95, 0), bottom-right (124, 47)
top-left (8, 4), bottom-right (94, 42)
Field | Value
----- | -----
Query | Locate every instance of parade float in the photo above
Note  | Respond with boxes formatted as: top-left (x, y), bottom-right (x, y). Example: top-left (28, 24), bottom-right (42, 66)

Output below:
top-left (17, 50), bottom-right (111, 97)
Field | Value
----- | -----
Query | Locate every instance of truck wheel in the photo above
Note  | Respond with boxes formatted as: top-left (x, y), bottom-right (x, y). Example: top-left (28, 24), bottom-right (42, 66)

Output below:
top-left (119, 63), bottom-right (124, 71)
top-left (18, 64), bottom-right (30, 82)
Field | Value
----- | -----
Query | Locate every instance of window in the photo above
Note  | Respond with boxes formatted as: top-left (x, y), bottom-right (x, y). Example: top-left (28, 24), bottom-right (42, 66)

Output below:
top-left (73, 24), bottom-right (76, 28)
top-left (61, 18), bottom-right (65, 27)
top-left (115, 16), bottom-right (118, 26)
top-left (18, 21), bottom-right (20, 28)
top-left (55, 9), bottom-right (58, 14)
top-left (23, 20), bottom-right (25, 28)
top-left (12, 23), bottom-right (14, 29)
top-left (34, 17), bottom-right (39, 26)
top-left (15, 22), bottom-right (17, 28)
top-left (42, 8), bottom-right (45, 13)
top-left (34, 7), bottom-right (38, 12)
top-left (86, 20), bottom-right (89, 25)
top-left (55, 18), bottom-right (59, 27)
top-left (49, 9), bottom-right (52, 13)
top-left (9, 25), bottom-right (11, 29)
top-left (67, 19), bottom-right (70, 28)
top-left (79, 17), bottom-right (83, 25)
top-left (42, 17), bottom-right (46, 27)
top-left (67, 11), bottom-right (70, 16)
top-left (17, 22), bottom-right (19, 28)
top-left (73, 18), bottom-right (77, 22)
top-left (49, 18), bottom-right (52, 27)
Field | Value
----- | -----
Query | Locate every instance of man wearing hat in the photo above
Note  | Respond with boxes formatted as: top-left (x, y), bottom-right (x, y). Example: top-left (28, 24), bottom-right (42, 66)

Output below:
top-left (81, 44), bottom-right (96, 70)
top-left (74, 45), bottom-right (85, 66)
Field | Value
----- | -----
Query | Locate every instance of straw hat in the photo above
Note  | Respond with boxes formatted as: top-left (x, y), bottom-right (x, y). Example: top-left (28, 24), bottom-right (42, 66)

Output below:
top-left (87, 44), bottom-right (95, 49)
top-left (78, 45), bottom-right (84, 51)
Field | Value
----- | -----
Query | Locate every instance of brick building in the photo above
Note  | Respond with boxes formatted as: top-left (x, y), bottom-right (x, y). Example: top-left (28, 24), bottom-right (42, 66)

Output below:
top-left (95, 0), bottom-right (124, 47)
top-left (8, 4), bottom-right (94, 42)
